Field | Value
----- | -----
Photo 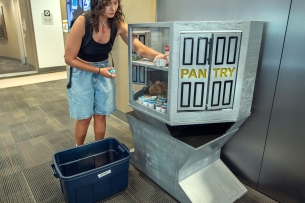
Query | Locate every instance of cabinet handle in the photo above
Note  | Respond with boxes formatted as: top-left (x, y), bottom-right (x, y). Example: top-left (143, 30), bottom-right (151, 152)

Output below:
top-left (208, 38), bottom-right (213, 65)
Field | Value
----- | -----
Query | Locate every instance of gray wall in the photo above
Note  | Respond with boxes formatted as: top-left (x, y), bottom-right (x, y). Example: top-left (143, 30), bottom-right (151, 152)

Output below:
top-left (258, 0), bottom-right (305, 202)
top-left (157, 0), bottom-right (305, 202)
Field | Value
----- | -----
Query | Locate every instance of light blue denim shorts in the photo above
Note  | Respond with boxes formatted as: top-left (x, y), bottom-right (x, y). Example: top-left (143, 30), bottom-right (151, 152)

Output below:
top-left (67, 60), bottom-right (116, 120)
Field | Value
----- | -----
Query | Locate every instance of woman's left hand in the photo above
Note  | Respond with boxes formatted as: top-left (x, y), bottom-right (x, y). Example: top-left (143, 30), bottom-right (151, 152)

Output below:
top-left (153, 54), bottom-right (169, 64)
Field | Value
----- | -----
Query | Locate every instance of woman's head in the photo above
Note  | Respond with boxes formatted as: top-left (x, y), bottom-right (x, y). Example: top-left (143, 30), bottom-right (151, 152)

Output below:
top-left (90, 0), bottom-right (125, 32)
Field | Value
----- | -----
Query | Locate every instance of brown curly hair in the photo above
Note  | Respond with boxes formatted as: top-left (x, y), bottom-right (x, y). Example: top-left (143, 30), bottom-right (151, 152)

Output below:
top-left (89, 0), bottom-right (125, 33)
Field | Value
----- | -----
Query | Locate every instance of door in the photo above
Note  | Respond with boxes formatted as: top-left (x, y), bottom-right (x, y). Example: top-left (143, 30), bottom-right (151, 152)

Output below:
top-left (178, 33), bottom-right (212, 110)
top-left (178, 32), bottom-right (241, 111)
top-left (132, 31), bottom-right (150, 85)
top-left (207, 32), bottom-right (241, 110)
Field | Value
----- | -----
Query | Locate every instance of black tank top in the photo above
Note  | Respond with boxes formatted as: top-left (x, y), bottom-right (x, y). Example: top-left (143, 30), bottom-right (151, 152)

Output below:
top-left (77, 15), bottom-right (117, 62)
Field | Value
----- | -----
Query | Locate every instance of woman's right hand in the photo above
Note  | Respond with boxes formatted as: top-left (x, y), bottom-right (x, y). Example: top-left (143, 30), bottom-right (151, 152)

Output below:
top-left (98, 67), bottom-right (116, 78)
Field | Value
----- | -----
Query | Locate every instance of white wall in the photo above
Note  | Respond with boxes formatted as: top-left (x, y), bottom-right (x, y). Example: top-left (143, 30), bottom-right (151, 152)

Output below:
top-left (30, 0), bottom-right (65, 68)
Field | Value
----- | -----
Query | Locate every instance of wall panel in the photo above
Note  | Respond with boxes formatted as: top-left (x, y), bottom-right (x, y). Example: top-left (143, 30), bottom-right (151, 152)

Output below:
top-left (30, 0), bottom-right (65, 68)
top-left (258, 0), bottom-right (305, 202)
top-left (156, 0), bottom-right (290, 191)
top-left (18, 0), bottom-right (39, 70)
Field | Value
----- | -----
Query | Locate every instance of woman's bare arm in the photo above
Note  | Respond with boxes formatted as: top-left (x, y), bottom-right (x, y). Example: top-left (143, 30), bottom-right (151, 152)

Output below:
top-left (117, 22), bottom-right (168, 62)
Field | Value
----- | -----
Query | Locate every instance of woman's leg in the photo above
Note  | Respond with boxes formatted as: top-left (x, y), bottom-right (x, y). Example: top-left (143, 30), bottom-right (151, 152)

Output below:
top-left (93, 114), bottom-right (106, 141)
top-left (75, 117), bottom-right (92, 145)
top-left (91, 60), bottom-right (115, 141)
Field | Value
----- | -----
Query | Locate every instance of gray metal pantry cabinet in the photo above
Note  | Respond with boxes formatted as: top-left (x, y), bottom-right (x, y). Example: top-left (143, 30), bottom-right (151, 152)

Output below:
top-left (128, 21), bottom-right (263, 126)
top-left (127, 21), bottom-right (263, 203)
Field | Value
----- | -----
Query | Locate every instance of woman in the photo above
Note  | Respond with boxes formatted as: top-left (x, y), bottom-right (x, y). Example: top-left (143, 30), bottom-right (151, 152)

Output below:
top-left (64, 0), bottom-right (167, 146)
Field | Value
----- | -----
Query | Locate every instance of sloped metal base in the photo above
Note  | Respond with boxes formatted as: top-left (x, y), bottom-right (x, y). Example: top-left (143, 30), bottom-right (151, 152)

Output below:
top-left (179, 159), bottom-right (247, 203)
top-left (127, 113), bottom-right (248, 203)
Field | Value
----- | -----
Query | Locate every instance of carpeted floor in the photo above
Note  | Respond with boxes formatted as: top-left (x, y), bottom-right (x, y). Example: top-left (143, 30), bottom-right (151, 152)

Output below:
top-left (0, 79), bottom-right (278, 203)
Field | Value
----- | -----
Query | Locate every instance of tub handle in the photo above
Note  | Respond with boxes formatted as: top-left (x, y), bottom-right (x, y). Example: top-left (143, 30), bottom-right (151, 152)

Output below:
top-left (51, 164), bottom-right (59, 179)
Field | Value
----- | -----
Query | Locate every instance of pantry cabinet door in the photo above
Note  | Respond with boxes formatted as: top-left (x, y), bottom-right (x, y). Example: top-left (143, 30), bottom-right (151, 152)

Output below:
top-left (178, 33), bottom-right (212, 110)
top-left (207, 32), bottom-right (241, 110)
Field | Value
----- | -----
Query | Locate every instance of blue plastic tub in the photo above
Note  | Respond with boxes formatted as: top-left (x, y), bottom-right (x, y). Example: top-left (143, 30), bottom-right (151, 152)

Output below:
top-left (51, 138), bottom-right (130, 203)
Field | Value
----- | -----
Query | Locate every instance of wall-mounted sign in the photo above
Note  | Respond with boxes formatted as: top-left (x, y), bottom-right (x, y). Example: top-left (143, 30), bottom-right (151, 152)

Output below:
top-left (41, 10), bottom-right (53, 25)
top-left (44, 10), bottom-right (50, 16)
